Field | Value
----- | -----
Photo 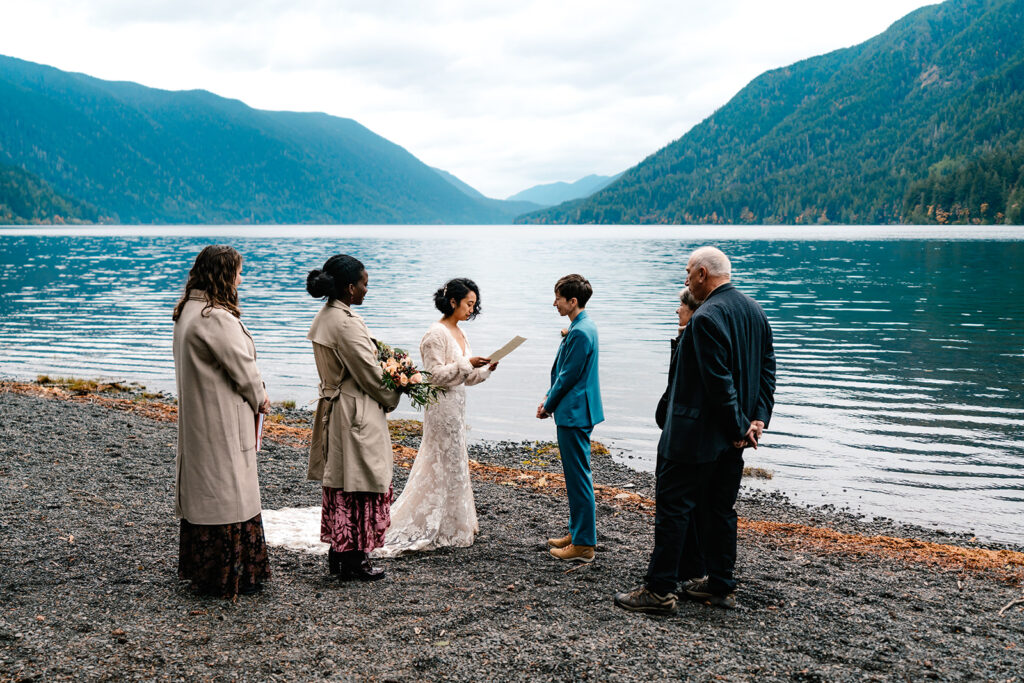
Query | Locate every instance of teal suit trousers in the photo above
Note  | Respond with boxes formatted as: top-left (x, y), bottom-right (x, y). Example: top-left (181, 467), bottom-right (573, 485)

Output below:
top-left (556, 425), bottom-right (596, 546)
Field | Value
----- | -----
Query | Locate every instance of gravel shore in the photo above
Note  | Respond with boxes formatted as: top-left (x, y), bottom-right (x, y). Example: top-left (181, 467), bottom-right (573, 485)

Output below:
top-left (1, 386), bottom-right (1022, 682)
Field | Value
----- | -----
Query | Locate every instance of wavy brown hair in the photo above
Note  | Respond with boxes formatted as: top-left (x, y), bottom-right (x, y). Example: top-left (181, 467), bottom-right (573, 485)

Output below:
top-left (172, 245), bottom-right (243, 321)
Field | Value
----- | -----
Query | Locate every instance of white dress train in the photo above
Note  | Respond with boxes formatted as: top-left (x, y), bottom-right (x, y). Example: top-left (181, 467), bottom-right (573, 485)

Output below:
top-left (374, 322), bottom-right (490, 557)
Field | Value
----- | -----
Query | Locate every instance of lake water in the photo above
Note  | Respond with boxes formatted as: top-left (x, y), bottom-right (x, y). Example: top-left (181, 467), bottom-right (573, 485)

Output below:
top-left (1, 225), bottom-right (1022, 544)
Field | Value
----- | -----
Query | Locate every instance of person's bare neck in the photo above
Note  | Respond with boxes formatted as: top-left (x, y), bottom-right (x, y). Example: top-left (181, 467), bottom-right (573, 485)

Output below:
top-left (705, 277), bottom-right (730, 297)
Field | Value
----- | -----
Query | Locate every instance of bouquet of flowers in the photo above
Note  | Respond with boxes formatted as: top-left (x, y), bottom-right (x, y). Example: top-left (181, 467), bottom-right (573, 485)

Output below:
top-left (376, 341), bottom-right (444, 409)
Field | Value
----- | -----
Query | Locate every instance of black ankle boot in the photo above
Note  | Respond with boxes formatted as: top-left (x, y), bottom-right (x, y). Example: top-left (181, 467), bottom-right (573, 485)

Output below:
top-left (339, 551), bottom-right (386, 582)
top-left (328, 548), bottom-right (341, 575)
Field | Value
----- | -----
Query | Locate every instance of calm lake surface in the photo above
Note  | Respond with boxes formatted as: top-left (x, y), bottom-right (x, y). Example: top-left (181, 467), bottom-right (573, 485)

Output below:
top-left (1, 225), bottom-right (1022, 544)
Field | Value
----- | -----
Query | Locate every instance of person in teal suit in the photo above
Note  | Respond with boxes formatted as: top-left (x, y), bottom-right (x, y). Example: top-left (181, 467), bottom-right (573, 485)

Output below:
top-left (537, 274), bottom-right (604, 563)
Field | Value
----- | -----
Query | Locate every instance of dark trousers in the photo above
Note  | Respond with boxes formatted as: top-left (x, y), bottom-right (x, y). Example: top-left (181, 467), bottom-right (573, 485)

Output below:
top-left (644, 448), bottom-right (744, 596)
top-left (678, 508), bottom-right (707, 582)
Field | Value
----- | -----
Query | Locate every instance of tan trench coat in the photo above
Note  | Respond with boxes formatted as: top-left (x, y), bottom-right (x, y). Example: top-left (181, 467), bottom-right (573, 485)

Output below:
top-left (173, 292), bottom-right (268, 524)
top-left (307, 301), bottom-right (399, 493)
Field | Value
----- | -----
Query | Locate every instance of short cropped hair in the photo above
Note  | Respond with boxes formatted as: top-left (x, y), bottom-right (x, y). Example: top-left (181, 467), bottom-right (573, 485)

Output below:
top-left (679, 287), bottom-right (700, 311)
top-left (689, 246), bottom-right (732, 278)
top-left (554, 274), bottom-right (593, 308)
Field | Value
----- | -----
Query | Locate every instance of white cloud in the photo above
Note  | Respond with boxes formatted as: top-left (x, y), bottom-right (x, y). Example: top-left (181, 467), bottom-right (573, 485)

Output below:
top-left (0, 0), bottom-right (938, 197)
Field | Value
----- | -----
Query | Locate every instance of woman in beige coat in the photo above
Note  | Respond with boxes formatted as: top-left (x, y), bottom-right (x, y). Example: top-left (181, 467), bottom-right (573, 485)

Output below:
top-left (172, 245), bottom-right (270, 598)
top-left (306, 254), bottom-right (399, 581)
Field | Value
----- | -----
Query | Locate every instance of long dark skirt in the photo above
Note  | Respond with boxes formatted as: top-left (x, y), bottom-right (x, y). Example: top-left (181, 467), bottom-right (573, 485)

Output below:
top-left (321, 485), bottom-right (393, 552)
top-left (178, 513), bottom-right (270, 598)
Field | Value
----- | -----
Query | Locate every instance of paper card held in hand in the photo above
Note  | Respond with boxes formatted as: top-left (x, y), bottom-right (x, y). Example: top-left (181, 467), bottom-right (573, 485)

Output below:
top-left (488, 335), bottom-right (527, 362)
top-left (255, 413), bottom-right (265, 452)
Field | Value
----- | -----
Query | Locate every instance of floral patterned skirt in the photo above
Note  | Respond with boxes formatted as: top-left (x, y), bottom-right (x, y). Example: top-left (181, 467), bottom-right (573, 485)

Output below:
top-left (178, 513), bottom-right (270, 598)
top-left (321, 485), bottom-right (393, 552)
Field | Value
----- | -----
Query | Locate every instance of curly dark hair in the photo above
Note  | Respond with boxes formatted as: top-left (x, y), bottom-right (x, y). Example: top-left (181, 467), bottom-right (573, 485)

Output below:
top-left (307, 254), bottom-right (365, 301)
top-left (172, 245), bottom-right (243, 321)
top-left (433, 278), bottom-right (481, 319)
top-left (554, 273), bottom-right (593, 308)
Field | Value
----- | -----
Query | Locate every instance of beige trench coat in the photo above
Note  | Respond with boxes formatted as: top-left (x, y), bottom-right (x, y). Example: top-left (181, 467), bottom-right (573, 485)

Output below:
top-left (307, 301), bottom-right (399, 493)
top-left (173, 292), bottom-right (268, 524)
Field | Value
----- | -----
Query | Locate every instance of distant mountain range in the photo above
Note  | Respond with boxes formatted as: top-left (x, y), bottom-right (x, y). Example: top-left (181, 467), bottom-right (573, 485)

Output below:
top-left (4, 0), bottom-right (1021, 227)
top-left (431, 167), bottom-right (544, 216)
top-left (506, 174), bottom-right (621, 207)
top-left (521, 0), bottom-right (1024, 225)
top-left (0, 55), bottom-right (530, 224)
top-left (432, 167), bottom-right (488, 200)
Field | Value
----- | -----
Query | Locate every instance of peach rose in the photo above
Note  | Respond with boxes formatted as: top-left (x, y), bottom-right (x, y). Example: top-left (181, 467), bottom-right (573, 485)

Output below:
top-left (399, 374), bottom-right (409, 386)
top-left (410, 373), bottom-right (423, 384)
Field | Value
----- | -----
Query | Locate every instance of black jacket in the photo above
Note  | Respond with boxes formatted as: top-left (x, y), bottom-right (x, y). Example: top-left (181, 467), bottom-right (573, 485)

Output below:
top-left (655, 334), bottom-right (681, 430)
top-left (657, 283), bottom-right (776, 463)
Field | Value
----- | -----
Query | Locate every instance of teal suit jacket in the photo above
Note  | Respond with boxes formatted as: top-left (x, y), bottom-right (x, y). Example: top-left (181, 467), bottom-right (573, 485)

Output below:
top-left (544, 310), bottom-right (604, 428)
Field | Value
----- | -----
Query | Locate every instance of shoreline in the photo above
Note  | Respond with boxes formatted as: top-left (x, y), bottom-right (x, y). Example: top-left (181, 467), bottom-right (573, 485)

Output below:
top-left (8, 375), bottom-right (1023, 554)
top-left (5, 377), bottom-right (1024, 558)
top-left (2, 378), bottom-right (1023, 680)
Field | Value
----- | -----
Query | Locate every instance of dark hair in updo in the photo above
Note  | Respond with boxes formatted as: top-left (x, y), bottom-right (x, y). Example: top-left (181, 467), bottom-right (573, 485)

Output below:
top-left (306, 254), bottom-right (365, 300)
top-left (433, 278), bottom-right (481, 319)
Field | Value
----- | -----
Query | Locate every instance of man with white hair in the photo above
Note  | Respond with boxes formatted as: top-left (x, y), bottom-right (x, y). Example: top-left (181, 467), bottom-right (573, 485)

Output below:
top-left (614, 246), bottom-right (776, 614)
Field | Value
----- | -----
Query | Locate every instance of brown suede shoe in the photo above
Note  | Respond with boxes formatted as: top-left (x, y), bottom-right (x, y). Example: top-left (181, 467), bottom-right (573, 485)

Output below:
top-left (547, 533), bottom-right (573, 549)
top-left (549, 544), bottom-right (595, 563)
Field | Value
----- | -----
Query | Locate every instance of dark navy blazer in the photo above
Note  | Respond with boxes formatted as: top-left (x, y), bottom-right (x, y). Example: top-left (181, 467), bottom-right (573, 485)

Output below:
top-left (544, 310), bottom-right (604, 429)
top-left (658, 284), bottom-right (776, 463)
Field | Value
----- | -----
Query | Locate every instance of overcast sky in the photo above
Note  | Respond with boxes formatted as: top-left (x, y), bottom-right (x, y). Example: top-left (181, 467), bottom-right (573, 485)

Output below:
top-left (3, 0), bottom-right (937, 198)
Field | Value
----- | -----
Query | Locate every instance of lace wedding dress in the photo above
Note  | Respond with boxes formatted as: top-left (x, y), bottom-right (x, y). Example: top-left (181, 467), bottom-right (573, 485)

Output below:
top-left (374, 322), bottom-right (491, 557)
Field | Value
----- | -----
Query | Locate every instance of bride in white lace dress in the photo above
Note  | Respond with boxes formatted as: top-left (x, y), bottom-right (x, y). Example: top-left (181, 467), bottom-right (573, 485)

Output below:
top-left (375, 278), bottom-right (498, 557)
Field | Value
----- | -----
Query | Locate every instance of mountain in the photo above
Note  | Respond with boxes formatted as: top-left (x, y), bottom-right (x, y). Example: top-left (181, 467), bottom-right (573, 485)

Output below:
top-left (520, 0), bottom-right (1024, 225)
top-left (433, 167), bottom-right (545, 216)
top-left (432, 167), bottom-right (486, 199)
top-left (506, 173), bottom-right (621, 207)
top-left (0, 55), bottom-right (530, 224)
top-left (0, 162), bottom-right (105, 224)
top-left (904, 139), bottom-right (1024, 223)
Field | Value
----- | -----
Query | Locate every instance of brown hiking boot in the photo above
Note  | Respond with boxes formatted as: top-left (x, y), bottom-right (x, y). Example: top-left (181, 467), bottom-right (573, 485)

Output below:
top-left (613, 586), bottom-right (677, 615)
top-left (684, 579), bottom-right (737, 609)
top-left (549, 544), bottom-right (595, 563)
top-left (547, 533), bottom-right (573, 549)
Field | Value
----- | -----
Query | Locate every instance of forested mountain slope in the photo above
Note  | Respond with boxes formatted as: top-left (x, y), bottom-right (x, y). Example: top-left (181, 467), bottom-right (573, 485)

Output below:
top-left (521, 0), bottom-right (1024, 225)
top-left (0, 55), bottom-right (525, 224)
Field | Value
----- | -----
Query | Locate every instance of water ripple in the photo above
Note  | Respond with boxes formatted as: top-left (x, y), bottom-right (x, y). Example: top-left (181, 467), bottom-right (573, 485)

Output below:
top-left (1, 226), bottom-right (1022, 543)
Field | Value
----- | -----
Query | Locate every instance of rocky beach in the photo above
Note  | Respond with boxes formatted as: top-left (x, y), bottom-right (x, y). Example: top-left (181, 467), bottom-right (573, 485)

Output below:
top-left (1, 379), bottom-right (1022, 682)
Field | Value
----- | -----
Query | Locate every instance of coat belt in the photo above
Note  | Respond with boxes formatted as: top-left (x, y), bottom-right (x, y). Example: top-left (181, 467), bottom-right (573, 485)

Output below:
top-left (317, 383), bottom-right (343, 425)
top-left (318, 383), bottom-right (343, 401)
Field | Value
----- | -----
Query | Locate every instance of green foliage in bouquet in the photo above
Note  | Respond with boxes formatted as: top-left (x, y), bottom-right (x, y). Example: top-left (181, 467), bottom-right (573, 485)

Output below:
top-left (376, 341), bottom-right (445, 409)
